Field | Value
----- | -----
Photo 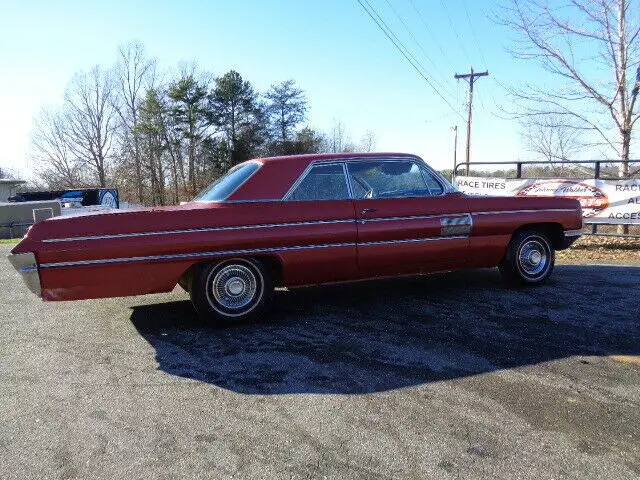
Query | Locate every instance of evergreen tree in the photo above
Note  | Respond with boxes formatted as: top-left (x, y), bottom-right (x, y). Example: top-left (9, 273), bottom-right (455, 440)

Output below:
top-left (168, 75), bottom-right (214, 195)
top-left (265, 80), bottom-right (307, 154)
top-left (211, 70), bottom-right (265, 165)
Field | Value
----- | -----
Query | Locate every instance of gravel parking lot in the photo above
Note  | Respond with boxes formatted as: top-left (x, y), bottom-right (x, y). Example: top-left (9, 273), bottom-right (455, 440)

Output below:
top-left (1, 243), bottom-right (639, 479)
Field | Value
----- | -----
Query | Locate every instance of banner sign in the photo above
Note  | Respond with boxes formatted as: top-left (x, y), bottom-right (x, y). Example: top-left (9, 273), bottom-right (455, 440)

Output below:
top-left (454, 176), bottom-right (640, 224)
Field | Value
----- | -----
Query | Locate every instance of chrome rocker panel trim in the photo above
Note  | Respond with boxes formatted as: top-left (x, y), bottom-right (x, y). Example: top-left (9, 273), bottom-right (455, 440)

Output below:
top-left (39, 236), bottom-right (470, 269)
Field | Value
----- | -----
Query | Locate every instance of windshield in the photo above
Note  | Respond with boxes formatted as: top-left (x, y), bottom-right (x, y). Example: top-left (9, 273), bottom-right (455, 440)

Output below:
top-left (193, 162), bottom-right (260, 202)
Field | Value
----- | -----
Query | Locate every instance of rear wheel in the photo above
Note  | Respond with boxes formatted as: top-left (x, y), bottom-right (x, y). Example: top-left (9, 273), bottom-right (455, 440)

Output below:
top-left (190, 258), bottom-right (274, 326)
top-left (499, 229), bottom-right (555, 285)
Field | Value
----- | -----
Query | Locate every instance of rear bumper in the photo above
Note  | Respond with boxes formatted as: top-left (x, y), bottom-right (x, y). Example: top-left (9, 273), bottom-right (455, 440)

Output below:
top-left (558, 229), bottom-right (582, 250)
top-left (6, 252), bottom-right (42, 297)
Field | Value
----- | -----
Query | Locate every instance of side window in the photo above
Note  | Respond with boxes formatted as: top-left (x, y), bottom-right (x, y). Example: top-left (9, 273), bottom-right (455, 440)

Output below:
top-left (287, 164), bottom-right (349, 201)
top-left (421, 168), bottom-right (444, 195)
top-left (347, 160), bottom-right (431, 199)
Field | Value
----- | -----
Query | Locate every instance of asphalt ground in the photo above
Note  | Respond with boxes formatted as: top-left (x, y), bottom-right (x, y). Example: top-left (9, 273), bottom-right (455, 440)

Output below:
top-left (1, 243), bottom-right (639, 479)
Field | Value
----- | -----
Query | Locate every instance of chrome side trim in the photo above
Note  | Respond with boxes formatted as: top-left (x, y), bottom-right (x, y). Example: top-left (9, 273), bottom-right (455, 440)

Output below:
top-left (39, 242), bottom-right (358, 269)
top-left (43, 219), bottom-right (355, 243)
top-left (6, 252), bottom-right (41, 297)
top-left (472, 208), bottom-right (576, 215)
top-left (359, 235), bottom-right (468, 247)
top-left (219, 199), bottom-right (281, 204)
top-left (43, 209), bottom-right (572, 243)
top-left (564, 229), bottom-right (583, 237)
top-left (361, 213), bottom-right (468, 224)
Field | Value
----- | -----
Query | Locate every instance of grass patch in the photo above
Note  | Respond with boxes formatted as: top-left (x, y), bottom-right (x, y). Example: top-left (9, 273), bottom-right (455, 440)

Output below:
top-left (0, 238), bottom-right (20, 245)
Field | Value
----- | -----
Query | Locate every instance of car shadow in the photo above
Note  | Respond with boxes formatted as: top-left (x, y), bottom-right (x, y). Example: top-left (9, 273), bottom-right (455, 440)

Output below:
top-left (130, 265), bottom-right (640, 394)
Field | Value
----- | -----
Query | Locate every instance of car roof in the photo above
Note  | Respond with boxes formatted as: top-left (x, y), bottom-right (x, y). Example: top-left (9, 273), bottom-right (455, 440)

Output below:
top-left (255, 152), bottom-right (420, 165)
top-left (227, 152), bottom-right (424, 202)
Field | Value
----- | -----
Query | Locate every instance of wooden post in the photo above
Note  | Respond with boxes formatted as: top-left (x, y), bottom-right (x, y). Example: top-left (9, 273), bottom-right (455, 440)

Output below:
top-left (455, 68), bottom-right (489, 175)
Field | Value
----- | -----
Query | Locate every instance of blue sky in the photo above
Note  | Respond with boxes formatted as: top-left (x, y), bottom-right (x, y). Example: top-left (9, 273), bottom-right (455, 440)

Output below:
top-left (1, 0), bottom-right (546, 178)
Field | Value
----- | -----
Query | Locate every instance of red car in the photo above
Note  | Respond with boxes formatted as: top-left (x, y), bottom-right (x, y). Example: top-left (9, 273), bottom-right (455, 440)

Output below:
top-left (8, 153), bottom-right (582, 325)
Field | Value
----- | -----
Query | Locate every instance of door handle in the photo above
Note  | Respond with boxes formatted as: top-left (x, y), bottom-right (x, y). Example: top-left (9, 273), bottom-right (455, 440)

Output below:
top-left (361, 208), bottom-right (377, 214)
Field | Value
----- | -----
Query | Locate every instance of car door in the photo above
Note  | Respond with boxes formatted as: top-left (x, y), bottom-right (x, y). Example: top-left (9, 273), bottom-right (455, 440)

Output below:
top-left (278, 162), bottom-right (359, 285)
top-left (347, 159), bottom-right (471, 273)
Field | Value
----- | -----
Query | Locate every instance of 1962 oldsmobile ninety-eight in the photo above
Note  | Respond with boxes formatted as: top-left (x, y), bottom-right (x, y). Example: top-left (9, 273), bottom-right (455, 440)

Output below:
top-left (8, 153), bottom-right (583, 325)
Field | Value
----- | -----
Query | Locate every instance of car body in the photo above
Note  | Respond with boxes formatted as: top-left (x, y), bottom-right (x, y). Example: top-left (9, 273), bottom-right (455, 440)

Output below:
top-left (8, 152), bottom-right (583, 324)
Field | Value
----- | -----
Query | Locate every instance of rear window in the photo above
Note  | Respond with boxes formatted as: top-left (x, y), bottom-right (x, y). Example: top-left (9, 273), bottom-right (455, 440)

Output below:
top-left (193, 162), bottom-right (260, 201)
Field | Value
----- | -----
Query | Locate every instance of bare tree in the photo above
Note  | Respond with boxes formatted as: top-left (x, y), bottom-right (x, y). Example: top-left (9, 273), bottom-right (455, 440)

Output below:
top-left (521, 115), bottom-right (587, 175)
top-left (31, 108), bottom-right (81, 188)
top-left (327, 118), bottom-right (355, 152)
top-left (500, 0), bottom-right (640, 174)
top-left (522, 114), bottom-right (584, 161)
top-left (359, 130), bottom-right (377, 152)
top-left (115, 42), bottom-right (156, 202)
top-left (64, 66), bottom-right (119, 187)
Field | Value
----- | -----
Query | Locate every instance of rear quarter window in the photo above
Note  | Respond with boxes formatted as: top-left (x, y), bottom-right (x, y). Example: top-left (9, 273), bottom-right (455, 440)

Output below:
top-left (287, 164), bottom-right (349, 201)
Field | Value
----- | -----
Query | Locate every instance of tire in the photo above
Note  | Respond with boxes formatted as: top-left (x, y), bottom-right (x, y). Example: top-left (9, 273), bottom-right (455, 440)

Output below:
top-left (499, 229), bottom-right (555, 285)
top-left (190, 258), bottom-right (274, 326)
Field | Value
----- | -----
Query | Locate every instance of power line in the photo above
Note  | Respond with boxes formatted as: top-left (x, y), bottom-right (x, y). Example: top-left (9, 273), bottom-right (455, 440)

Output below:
top-left (356, 0), bottom-right (465, 120)
top-left (439, 0), bottom-right (472, 63)
top-left (423, 111), bottom-right (459, 124)
top-left (359, 0), bottom-right (452, 99)
top-left (407, 0), bottom-right (455, 71)
top-left (381, 0), bottom-right (455, 96)
top-left (461, 0), bottom-right (487, 65)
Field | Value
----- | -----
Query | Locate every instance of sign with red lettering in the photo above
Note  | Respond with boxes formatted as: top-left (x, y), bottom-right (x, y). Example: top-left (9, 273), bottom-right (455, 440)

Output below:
top-left (454, 176), bottom-right (640, 224)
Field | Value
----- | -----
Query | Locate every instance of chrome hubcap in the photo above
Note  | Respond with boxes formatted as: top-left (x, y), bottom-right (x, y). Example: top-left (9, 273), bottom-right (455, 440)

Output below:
top-left (211, 265), bottom-right (257, 310)
top-left (226, 277), bottom-right (245, 296)
top-left (518, 239), bottom-right (548, 276)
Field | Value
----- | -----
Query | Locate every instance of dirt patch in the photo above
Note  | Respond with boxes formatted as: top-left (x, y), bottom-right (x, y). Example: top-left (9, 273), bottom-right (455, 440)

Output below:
top-left (557, 236), bottom-right (640, 263)
top-left (609, 355), bottom-right (640, 366)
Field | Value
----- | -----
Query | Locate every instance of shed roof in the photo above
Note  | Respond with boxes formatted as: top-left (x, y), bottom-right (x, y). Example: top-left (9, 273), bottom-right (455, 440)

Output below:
top-left (0, 179), bottom-right (26, 185)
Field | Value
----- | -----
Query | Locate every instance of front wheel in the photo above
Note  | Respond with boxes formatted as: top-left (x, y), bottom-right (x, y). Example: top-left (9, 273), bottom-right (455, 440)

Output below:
top-left (190, 258), bottom-right (274, 326)
top-left (499, 230), bottom-right (555, 285)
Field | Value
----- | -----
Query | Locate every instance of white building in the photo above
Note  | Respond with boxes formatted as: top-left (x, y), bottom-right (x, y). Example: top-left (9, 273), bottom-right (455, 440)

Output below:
top-left (0, 179), bottom-right (26, 202)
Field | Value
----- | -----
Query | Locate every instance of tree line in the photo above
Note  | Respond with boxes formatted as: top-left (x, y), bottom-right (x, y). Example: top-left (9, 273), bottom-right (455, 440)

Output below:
top-left (31, 42), bottom-right (376, 205)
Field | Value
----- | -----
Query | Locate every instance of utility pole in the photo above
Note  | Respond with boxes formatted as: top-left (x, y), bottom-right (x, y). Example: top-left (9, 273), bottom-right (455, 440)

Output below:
top-left (451, 125), bottom-right (458, 179)
top-left (455, 67), bottom-right (488, 175)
